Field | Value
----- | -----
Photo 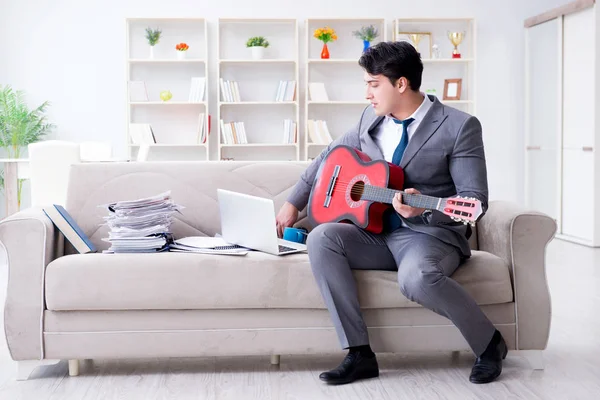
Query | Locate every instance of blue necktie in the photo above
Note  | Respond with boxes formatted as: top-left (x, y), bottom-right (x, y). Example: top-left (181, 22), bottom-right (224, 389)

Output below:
top-left (391, 117), bottom-right (414, 165)
top-left (385, 117), bottom-right (414, 231)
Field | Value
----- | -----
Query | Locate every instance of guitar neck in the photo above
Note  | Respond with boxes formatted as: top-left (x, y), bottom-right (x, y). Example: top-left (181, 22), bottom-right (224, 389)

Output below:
top-left (362, 185), bottom-right (442, 211)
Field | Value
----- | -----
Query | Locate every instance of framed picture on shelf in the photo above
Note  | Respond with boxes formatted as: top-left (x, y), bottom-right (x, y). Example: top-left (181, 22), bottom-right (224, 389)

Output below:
top-left (397, 32), bottom-right (432, 58)
top-left (443, 78), bottom-right (462, 100)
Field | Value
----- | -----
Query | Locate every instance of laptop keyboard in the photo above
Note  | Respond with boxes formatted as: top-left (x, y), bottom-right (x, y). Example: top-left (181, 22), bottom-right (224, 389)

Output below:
top-left (279, 245), bottom-right (297, 253)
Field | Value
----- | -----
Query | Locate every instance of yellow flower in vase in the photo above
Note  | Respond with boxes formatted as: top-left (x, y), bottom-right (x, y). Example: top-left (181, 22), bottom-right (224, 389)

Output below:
top-left (313, 26), bottom-right (337, 59)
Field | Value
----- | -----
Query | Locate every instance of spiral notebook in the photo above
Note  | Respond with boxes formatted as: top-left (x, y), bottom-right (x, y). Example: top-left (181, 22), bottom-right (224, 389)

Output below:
top-left (169, 236), bottom-right (249, 255)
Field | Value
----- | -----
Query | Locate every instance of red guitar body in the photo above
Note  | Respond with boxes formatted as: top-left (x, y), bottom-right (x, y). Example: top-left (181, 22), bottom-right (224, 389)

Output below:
top-left (308, 145), bottom-right (405, 233)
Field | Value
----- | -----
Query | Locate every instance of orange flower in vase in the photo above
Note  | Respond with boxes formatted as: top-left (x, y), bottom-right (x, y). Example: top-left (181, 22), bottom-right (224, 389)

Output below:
top-left (313, 27), bottom-right (337, 59)
top-left (175, 42), bottom-right (189, 60)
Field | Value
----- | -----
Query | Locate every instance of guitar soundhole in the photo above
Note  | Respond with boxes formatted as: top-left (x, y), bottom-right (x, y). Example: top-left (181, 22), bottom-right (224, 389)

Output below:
top-left (350, 181), bottom-right (365, 202)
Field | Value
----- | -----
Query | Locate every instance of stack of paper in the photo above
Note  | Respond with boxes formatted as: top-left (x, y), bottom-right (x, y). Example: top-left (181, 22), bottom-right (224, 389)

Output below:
top-left (100, 191), bottom-right (183, 253)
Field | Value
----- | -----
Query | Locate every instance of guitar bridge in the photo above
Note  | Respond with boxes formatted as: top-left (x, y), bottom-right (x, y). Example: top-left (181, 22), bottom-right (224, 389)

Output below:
top-left (324, 165), bottom-right (341, 208)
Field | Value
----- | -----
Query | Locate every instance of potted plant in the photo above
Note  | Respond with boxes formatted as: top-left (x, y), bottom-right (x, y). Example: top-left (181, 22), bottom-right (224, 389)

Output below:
top-left (0, 85), bottom-right (55, 208)
top-left (145, 27), bottom-right (162, 59)
top-left (175, 42), bottom-right (189, 60)
top-left (246, 36), bottom-right (269, 60)
top-left (353, 25), bottom-right (379, 52)
top-left (313, 27), bottom-right (337, 59)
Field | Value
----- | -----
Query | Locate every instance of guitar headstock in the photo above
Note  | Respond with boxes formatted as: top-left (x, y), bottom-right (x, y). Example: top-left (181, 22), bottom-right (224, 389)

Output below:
top-left (440, 196), bottom-right (482, 226)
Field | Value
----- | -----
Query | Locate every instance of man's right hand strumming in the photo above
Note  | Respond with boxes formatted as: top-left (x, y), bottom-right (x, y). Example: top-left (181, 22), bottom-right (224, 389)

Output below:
top-left (276, 201), bottom-right (298, 238)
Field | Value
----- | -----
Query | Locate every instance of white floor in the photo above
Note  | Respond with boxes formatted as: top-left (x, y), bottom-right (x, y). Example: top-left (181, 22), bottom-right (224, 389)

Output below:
top-left (0, 239), bottom-right (598, 399)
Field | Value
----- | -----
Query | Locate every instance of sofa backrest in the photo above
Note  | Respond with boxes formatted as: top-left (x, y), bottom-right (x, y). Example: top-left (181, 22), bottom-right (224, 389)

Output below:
top-left (63, 160), bottom-right (479, 254)
top-left (64, 161), bottom-right (311, 254)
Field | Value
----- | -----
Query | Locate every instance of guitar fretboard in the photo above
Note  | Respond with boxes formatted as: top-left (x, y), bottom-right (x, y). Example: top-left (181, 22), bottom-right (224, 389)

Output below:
top-left (361, 185), bottom-right (441, 210)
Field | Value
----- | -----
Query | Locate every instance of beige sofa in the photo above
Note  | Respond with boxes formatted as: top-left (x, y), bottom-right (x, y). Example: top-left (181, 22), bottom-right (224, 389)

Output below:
top-left (0, 160), bottom-right (557, 380)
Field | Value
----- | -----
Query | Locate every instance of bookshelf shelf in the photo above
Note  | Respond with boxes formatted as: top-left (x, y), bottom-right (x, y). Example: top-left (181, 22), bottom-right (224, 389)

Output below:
top-left (217, 18), bottom-right (299, 161)
top-left (129, 101), bottom-right (207, 106)
top-left (126, 17), bottom-right (209, 161)
top-left (220, 143), bottom-right (298, 148)
top-left (129, 144), bottom-right (208, 147)
top-left (219, 59), bottom-right (297, 64)
top-left (219, 101), bottom-right (297, 106)
top-left (127, 59), bottom-right (206, 63)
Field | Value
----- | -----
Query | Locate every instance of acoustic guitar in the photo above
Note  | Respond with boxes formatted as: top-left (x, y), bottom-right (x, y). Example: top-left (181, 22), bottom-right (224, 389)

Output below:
top-left (307, 145), bottom-right (482, 233)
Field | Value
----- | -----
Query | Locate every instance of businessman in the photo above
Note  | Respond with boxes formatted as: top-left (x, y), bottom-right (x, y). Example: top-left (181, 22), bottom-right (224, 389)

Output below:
top-left (276, 41), bottom-right (506, 385)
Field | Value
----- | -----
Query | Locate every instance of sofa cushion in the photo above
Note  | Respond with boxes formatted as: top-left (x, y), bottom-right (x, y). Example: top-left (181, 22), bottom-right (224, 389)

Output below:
top-left (44, 250), bottom-right (513, 311)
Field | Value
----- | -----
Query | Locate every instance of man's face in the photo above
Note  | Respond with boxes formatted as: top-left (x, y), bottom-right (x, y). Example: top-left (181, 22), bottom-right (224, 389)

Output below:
top-left (364, 72), bottom-right (402, 116)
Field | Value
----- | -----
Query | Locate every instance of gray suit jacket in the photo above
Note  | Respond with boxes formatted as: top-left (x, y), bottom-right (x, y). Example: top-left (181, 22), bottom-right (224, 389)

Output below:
top-left (287, 95), bottom-right (488, 257)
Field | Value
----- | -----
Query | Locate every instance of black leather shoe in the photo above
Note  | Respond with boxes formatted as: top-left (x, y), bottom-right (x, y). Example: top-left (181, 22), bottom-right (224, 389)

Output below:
top-left (319, 352), bottom-right (379, 385)
top-left (469, 330), bottom-right (508, 384)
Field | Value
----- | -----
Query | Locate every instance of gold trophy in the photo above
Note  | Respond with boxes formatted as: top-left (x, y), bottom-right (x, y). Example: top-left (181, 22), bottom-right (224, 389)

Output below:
top-left (447, 31), bottom-right (465, 59)
top-left (407, 33), bottom-right (423, 52)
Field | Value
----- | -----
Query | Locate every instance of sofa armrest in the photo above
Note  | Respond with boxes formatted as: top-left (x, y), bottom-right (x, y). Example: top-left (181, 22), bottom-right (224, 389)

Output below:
top-left (0, 207), bottom-right (63, 360)
top-left (477, 200), bottom-right (557, 350)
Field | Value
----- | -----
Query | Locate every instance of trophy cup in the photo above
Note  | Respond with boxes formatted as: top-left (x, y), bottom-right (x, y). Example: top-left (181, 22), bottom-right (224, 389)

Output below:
top-left (447, 31), bottom-right (465, 59)
top-left (407, 33), bottom-right (423, 52)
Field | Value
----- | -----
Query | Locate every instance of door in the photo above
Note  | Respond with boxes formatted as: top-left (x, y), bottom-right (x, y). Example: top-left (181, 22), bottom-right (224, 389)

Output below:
top-left (525, 17), bottom-right (561, 220)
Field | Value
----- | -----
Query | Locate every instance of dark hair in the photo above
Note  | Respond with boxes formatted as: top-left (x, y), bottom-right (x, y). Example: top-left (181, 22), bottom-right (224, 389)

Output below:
top-left (358, 41), bottom-right (423, 91)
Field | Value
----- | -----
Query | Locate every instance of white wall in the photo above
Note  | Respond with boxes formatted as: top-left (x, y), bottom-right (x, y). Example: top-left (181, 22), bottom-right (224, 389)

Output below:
top-left (0, 0), bottom-right (569, 208)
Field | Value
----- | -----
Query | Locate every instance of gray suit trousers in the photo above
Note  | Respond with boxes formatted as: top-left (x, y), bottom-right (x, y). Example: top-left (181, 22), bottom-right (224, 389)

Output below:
top-left (306, 222), bottom-right (497, 357)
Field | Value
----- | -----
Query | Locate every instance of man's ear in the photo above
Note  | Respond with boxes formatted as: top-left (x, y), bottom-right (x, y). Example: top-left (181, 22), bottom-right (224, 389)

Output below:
top-left (397, 77), bottom-right (408, 93)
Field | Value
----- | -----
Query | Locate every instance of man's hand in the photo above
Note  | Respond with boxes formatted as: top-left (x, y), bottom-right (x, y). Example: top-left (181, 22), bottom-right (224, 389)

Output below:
top-left (392, 188), bottom-right (426, 218)
top-left (276, 201), bottom-right (299, 238)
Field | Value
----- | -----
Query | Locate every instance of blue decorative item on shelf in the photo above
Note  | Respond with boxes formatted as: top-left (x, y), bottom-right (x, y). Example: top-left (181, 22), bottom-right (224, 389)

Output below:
top-left (363, 40), bottom-right (370, 52)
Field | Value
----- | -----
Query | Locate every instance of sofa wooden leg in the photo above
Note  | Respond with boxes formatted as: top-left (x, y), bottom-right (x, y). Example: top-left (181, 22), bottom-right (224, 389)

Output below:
top-left (17, 360), bottom-right (61, 381)
top-left (68, 360), bottom-right (80, 376)
top-left (511, 350), bottom-right (544, 370)
top-left (270, 355), bottom-right (280, 365)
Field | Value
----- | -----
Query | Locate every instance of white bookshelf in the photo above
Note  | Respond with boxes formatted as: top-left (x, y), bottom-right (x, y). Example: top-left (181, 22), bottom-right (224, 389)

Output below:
top-left (393, 18), bottom-right (476, 115)
top-left (217, 18), bottom-right (300, 161)
top-left (304, 18), bottom-right (386, 160)
top-left (125, 18), bottom-right (209, 161)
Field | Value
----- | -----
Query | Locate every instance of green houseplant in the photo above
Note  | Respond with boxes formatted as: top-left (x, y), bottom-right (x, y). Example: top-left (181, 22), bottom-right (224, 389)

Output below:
top-left (246, 36), bottom-right (269, 60)
top-left (145, 27), bottom-right (162, 59)
top-left (0, 85), bottom-right (55, 206)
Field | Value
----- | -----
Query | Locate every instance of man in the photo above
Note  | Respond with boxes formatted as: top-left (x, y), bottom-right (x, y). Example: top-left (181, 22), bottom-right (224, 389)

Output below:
top-left (275, 41), bottom-right (506, 385)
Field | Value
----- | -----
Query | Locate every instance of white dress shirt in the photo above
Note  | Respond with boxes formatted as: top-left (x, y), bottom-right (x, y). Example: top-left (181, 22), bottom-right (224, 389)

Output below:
top-left (373, 93), bottom-right (433, 163)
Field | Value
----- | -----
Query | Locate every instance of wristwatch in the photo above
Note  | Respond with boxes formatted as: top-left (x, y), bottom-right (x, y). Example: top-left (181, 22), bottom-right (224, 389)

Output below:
top-left (421, 209), bottom-right (433, 221)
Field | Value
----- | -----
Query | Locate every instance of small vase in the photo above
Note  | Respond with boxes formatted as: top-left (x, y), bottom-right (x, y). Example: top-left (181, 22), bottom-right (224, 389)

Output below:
top-left (149, 46), bottom-right (155, 59)
top-left (177, 51), bottom-right (186, 60)
top-left (251, 46), bottom-right (265, 60)
top-left (321, 43), bottom-right (330, 59)
top-left (363, 40), bottom-right (370, 52)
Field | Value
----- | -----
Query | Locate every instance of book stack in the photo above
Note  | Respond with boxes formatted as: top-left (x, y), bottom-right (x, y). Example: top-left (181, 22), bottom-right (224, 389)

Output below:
top-left (219, 78), bottom-right (241, 102)
top-left (282, 119), bottom-right (297, 143)
top-left (188, 77), bottom-right (206, 102)
top-left (275, 80), bottom-right (296, 102)
top-left (220, 119), bottom-right (248, 144)
top-left (101, 191), bottom-right (183, 253)
top-left (307, 119), bottom-right (333, 144)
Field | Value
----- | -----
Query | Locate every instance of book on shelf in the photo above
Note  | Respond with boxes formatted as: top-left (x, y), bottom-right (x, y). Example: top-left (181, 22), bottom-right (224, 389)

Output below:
top-left (128, 81), bottom-right (149, 102)
top-left (42, 204), bottom-right (96, 254)
top-left (219, 78), bottom-right (241, 102)
top-left (283, 119), bottom-right (297, 144)
top-left (189, 77), bottom-right (206, 102)
top-left (220, 119), bottom-right (247, 144)
top-left (308, 82), bottom-right (329, 102)
top-left (197, 113), bottom-right (208, 144)
top-left (307, 119), bottom-right (333, 144)
top-left (129, 123), bottom-right (157, 144)
top-left (275, 80), bottom-right (296, 102)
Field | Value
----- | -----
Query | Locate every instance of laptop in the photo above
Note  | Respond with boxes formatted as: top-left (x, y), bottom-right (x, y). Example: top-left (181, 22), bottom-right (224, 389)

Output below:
top-left (217, 189), bottom-right (307, 255)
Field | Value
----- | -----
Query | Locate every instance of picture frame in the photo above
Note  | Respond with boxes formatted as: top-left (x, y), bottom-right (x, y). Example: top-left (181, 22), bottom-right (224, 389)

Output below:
top-left (397, 32), bottom-right (432, 58)
top-left (443, 78), bottom-right (462, 100)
